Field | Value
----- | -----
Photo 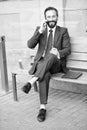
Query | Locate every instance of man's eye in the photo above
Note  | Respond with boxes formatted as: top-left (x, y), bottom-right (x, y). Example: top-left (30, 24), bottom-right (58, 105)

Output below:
top-left (53, 15), bottom-right (56, 18)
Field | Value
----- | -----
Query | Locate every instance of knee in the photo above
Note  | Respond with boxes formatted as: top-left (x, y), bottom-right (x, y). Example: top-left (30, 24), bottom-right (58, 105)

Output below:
top-left (39, 72), bottom-right (51, 82)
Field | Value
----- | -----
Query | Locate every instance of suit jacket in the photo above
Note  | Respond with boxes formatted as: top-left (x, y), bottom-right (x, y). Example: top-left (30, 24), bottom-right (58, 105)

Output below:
top-left (27, 26), bottom-right (71, 74)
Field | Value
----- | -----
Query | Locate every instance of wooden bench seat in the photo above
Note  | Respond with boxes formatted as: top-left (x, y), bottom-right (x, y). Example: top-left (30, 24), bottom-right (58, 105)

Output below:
top-left (52, 71), bottom-right (87, 85)
top-left (50, 71), bottom-right (87, 94)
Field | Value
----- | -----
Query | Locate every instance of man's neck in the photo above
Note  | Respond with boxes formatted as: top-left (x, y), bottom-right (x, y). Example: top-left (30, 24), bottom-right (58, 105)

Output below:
top-left (47, 25), bottom-right (56, 31)
top-left (47, 26), bottom-right (56, 38)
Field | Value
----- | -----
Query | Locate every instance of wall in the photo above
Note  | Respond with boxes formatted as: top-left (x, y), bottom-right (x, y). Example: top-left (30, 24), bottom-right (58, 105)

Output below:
top-left (64, 0), bottom-right (87, 37)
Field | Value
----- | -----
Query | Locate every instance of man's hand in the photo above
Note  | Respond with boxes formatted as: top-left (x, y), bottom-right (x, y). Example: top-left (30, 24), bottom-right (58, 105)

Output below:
top-left (50, 47), bottom-right (60, 59)
top-left (39, 21), bottom-right (47, 34)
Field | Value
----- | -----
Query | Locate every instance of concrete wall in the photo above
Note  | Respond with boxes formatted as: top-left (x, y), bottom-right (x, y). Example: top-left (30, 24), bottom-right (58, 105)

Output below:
top-left (64, 0), bottom-right (87, 36)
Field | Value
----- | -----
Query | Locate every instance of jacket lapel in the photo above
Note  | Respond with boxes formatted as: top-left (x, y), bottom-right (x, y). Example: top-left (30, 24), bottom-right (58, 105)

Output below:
top-left (54, 26), bottom-right (60, 47)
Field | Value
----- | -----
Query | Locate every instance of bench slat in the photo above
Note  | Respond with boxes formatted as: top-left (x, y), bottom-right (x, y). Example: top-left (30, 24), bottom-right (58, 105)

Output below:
top-left (70, 37), bottom-right (87, 53)
top-left (52, 71), bottom-right (87, 85)
top-left (68, 52), bottom-right (87, 61)
top-left (71, 37), bottom-right (87, 44)
top-left (67, 60), bottom-right (87, 70)
top-left (71, 44), bottom-right (87, 53)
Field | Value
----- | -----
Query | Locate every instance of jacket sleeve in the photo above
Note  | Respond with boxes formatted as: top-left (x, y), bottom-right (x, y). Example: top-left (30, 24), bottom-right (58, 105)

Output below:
top-left (27, 26), bottom-right (41, 49)
top-left (59, 28), bottom-right (71, 58)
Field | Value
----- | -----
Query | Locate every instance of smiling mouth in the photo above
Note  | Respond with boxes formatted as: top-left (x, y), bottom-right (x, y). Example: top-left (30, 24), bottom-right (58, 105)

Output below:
top-left (49, 22), bottom-right (55, 25)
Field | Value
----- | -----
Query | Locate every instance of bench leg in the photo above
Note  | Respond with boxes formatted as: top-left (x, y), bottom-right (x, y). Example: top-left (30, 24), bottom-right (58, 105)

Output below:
top-left (12, 73), bottom-right (18, 101)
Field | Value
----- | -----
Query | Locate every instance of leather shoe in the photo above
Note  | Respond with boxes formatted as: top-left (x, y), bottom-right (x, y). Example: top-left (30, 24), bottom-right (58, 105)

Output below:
top-left (37, 109), bottom-right (46, 122)
top-left (22, 82), bottom-right (31, 94)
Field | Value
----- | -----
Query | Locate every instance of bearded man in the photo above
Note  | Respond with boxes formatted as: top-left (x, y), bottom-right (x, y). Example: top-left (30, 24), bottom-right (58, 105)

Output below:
top-left (22, 7), bottom-right (71, 122)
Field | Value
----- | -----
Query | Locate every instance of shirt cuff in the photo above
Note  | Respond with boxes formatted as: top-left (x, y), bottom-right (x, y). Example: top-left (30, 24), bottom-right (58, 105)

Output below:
top-left (57, 51), bottom-right (60, 59)
top-left (38, 29), bottom-right (43, 34)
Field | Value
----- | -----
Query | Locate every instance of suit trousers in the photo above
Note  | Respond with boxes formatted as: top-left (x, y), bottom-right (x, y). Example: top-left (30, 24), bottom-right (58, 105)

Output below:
top-left (34, 53), bottom-right (61, 104)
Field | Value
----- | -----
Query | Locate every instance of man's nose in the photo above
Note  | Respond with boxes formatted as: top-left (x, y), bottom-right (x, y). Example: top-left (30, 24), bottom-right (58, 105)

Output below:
top-left (49, 17), bottom-right (54, 21)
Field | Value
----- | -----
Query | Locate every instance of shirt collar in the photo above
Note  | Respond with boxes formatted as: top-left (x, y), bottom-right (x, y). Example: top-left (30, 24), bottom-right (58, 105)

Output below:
top-left (47, 26), bottom-right (56, 32)
top-left (47, 26), bottom-right (56, 38)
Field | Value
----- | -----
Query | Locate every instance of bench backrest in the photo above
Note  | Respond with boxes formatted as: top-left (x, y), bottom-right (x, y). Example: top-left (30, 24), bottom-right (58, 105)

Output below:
top-left (67, 37), bottom-right (87, 71)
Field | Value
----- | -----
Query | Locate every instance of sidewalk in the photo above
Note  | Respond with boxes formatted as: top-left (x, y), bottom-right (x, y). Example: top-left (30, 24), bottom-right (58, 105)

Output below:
top-left (0, 79), bottom-right (87, 130)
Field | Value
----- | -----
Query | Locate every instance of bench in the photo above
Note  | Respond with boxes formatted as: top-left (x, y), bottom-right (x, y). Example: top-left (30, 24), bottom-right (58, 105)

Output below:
top-left (50, 37), bottom-right (87, 94)
top-left (12, 37), bottom-right (87, 101)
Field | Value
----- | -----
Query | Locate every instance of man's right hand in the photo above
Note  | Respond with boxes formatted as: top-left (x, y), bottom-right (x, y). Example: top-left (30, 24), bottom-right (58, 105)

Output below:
top-left (39, 21), bottom-right (47, 34)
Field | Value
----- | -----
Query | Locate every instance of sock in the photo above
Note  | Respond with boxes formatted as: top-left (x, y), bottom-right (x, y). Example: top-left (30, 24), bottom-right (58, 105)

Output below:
top-left (28, 77), bottom-right (38, 85)
top-left (40, 104), bottom-right (46, 110)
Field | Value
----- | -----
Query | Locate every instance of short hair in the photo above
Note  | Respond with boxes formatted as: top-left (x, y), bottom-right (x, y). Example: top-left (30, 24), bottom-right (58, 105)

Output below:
top-left (44, 7), bottom-right (58, 18)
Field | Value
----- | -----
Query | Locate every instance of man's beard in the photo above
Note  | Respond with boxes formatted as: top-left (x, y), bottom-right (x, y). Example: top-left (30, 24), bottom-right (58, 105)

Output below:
top-left (46, 20), bottom-right (57, 28)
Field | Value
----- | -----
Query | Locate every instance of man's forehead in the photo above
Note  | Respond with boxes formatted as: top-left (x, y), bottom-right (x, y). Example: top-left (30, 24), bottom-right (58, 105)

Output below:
top-left (46, 10), bottom-right (56, 16)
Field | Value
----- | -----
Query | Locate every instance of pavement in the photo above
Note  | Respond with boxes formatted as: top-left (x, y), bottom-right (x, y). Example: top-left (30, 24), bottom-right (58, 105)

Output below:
top-left (0, 77), bottom-right (87, 130)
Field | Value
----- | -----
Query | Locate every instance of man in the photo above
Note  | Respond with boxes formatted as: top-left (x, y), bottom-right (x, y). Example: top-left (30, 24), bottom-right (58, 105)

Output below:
top-left (22, 7), bottom-right (71, 122)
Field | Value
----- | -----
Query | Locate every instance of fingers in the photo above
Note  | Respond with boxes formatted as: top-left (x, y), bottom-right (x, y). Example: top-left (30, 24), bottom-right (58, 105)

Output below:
top-left (41, 21), bottom-right (47, 29)
top-left (39, 21), bottom-right (47, 33)
top-left (50, 48), bottom-right (58, 56)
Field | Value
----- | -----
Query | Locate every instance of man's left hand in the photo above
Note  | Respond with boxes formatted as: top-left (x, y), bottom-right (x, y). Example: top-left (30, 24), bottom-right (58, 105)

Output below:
top-left (50, 48), bottom-right (60, 59)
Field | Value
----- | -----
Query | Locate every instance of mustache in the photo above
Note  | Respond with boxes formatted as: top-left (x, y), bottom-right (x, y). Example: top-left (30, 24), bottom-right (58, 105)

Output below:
top-left (46, 20), bottom-right (56, 24)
